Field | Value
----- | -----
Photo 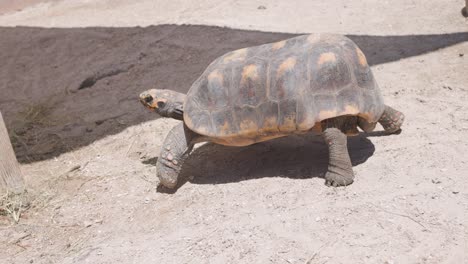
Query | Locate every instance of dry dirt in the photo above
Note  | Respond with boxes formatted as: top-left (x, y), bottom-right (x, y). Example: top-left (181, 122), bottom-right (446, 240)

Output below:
top-left (0, 1), bottom-right (467, 264)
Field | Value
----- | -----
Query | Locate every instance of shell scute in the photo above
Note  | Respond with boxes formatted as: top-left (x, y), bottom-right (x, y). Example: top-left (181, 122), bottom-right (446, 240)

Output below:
top-left (278, 99), bottom-right (297, 132)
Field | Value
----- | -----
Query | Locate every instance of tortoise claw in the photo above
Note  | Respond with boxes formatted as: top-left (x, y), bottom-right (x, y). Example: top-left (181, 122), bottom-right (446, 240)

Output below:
top-left (325, 172), bottom-right (354, 187)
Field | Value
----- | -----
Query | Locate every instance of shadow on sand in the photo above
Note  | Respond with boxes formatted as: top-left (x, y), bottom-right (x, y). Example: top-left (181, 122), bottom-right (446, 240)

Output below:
top-left (179, 133), bottom-right (376, 188)
top-left (0, 24), bottom-right (466, 163)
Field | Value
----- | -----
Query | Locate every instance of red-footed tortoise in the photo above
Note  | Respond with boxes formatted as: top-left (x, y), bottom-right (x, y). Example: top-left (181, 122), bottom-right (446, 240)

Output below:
top-left (140, 34), bottom-right (404, 189)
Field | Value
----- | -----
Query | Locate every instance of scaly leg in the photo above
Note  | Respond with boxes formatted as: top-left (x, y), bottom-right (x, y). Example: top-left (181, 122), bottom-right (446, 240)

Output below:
top-left (322, 127), bottom-right (354, 187)
top-left (156, 123), bottom-right (198, 189)
top-left (378, 105), bottom-right (405, 133)
top-left (357, 117), bottom-right (377, 133)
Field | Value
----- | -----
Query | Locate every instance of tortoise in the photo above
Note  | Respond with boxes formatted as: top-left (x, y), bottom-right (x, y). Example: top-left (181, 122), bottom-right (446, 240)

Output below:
top-left (139, 34), bottom-right (404, 189)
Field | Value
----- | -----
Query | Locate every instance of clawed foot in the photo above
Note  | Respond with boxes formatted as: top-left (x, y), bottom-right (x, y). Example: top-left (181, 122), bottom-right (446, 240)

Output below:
top-left (325, 172), bottom-right (354, 187)
top-left (156, 183), bottom-right (178, 194)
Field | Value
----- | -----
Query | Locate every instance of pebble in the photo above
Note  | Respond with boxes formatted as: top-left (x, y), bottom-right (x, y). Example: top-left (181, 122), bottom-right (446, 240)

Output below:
top-left (431, 179), bottom-right (441, 184)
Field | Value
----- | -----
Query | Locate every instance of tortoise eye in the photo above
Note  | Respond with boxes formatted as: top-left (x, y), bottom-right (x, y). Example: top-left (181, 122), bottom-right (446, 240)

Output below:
top-left (157, 101), bottom-right (166, 108)
top-left (144, 95), bottom-right (153, 103)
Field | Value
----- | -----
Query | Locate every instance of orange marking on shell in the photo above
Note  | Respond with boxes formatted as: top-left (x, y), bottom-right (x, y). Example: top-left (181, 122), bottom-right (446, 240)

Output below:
top-left (196, 125), bottom-right (209, 134)
top-left (272, 40), bottom-right (286, 50)
top-left (261, 116), bottom-right (279, 133)
top-left (356, 48), bottom-right (368, 66)
top-left (317, 52), bottom-right (337, 65)
top-left (318, 110), bottom-right (338, 120)
top-left (208, 70), bottom-right (223, 81)
top-left (358, 112), bottom-right (374, 121)
top-left (223, 48), bottom-right (247, 62)
top-left (341, 105), bottom-right (360, 115)
top-left (218, 121), bottom-right (231, 136)
top-left (241, 64), bottom-right (258, 81)
top-left (184, 114), bottom-right (193, 127)
top-left (279, 116), bottom-right (296, 131)
top-left (277, 57), bottom-right (297, 77)
top-left (239, 119), bottom-right (258, 134)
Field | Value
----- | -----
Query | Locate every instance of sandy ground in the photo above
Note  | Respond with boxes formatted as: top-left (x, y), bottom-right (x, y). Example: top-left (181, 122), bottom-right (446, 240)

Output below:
top-left (0, 1), bottom-right (467, 264)
top-left (0, 0), bottom-right (61, 15)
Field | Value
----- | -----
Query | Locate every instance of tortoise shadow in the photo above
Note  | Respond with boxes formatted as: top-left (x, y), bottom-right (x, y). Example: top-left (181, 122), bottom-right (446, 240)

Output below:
top-left (174, 133), bottom-right (375, 188)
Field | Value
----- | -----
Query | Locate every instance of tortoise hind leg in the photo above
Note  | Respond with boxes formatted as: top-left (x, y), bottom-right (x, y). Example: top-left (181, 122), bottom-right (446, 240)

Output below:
top-left (321, 117), bottom-right (355, 187)
top-left (357, 117), bottom-right (377, 133)
top-left (378, 105), bottom-right (405, 133)
top-left (157, 123), bottom-right (201, 189)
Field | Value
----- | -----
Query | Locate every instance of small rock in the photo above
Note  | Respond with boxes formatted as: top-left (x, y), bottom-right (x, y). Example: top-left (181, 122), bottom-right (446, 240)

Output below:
top-left (431, 179), bottom-right (441, 184)
top-left (315, 217), bottom-right (321, 222)
top-left (442, 85), bottom-right (452, 91)
top-left (257, 5), bottom-right (267, 10)
top-left (452, 191), bottom-right (459, 194)
top-left (459, 53), bottom-right (464, 57)
top-left (83, 221), bottom-right (93, 228)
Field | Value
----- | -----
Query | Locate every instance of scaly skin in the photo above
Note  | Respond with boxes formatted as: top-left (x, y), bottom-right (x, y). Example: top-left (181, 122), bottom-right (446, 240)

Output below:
top-left (379, 105), bottom-right (405, 133)
top-left (156, 123), bottom-right (192, 188)
top-left (321, 117), bottom-right (355, 187)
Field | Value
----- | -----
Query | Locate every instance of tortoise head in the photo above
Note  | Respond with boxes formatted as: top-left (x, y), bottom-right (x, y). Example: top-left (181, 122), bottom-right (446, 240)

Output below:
top-left (139, 89), bottom-right (186, 120)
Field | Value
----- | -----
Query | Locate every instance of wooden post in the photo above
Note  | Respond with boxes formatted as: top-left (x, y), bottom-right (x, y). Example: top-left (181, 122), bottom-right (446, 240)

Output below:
top-left (0, 111), bottom-right (25, 195)
top-left (463, 0), bottom-right (468, 16)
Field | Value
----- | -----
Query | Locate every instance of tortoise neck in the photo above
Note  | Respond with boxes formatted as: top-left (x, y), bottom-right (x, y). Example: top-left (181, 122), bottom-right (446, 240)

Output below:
top-left (167, 100), bottom-right (184, 121)
top-left (165, 91), bottom-right (186, 121)
top-left (170, 106), bottom-right (184, 120)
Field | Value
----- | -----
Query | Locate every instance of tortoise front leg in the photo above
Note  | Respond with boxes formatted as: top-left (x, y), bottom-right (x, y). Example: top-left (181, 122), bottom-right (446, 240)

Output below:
top-left (322, 127), bottom-right (354, 187)
top-left (157, 123), bottom-right (197, 189)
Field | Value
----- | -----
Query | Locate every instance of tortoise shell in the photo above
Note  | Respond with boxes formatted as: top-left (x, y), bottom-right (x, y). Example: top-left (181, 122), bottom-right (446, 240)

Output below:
top-left (184, 34), bottom-right (384, 146)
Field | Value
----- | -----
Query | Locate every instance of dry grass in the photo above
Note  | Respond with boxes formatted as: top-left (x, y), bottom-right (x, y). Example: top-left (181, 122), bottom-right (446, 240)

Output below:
top-left (0, 191), bottom-right (29, 224)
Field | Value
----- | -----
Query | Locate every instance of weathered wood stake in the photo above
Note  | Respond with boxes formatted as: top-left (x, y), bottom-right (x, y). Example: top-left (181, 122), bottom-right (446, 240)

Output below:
top-left (464, 0), bottom-right (468, 16)
top-left (0, 111), bottom-right (25, 195)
